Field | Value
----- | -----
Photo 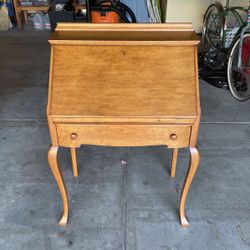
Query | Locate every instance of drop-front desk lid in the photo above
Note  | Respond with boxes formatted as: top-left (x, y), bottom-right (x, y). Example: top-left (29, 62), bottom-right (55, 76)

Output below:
top-left (48, 23), bottom-right (200, 119)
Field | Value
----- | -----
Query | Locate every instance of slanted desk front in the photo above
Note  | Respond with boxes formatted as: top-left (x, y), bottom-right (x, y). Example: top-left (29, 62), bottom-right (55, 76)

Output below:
top-left (47, 23), bottom-right (201, 227)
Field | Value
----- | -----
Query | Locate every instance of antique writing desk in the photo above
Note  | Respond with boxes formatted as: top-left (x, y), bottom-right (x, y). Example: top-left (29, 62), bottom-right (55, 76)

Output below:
top-left (47, 23), bottom-right (200, 227)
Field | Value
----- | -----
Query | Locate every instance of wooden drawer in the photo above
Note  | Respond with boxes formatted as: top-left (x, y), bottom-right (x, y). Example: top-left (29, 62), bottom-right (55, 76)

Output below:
top-left (56, 124), bottom-right (191, 148)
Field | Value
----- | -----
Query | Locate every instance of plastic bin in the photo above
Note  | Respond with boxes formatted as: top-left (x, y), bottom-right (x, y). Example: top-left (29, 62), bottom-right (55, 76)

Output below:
top-left (48, 0), bottom-right (74, 31)
top-left (48, 10), bottom-right (74, 31)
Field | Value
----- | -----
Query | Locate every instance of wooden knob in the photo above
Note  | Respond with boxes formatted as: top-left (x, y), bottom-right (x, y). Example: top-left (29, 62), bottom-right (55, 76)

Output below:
top-left (70, 133), bottom-right (77, 140)
top-left (170, 134), bottom-right (177, 141)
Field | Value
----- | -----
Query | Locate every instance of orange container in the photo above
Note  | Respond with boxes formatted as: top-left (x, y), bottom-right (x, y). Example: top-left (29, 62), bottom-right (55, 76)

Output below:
top-left (91, 10), bottom-right (120, 23)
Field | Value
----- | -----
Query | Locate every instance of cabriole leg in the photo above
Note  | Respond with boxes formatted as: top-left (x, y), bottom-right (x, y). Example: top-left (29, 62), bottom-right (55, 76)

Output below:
top-left (179, 147), bottom-right (200, 227)
top-left (171, 148), bottom-right (178, 178)
top-left (71, 147), bottom-right (78, 177)
top-left (24, 11), bottom-right (28, 23)
top-left (48, 146), bottom-right (69, 226)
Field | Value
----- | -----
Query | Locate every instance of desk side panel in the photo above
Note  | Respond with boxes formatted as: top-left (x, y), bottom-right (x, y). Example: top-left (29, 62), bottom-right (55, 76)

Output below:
top-left (47, 46), bottom-right (58, 145)
top-left (50, 45), bottom-right (198, 117)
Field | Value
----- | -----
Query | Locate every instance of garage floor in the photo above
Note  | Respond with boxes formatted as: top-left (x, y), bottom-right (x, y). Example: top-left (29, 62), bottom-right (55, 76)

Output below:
top-left (1, 28), bottom-right (250, 250)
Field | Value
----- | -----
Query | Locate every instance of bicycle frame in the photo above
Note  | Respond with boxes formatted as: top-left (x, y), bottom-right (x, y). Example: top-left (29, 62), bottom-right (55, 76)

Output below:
top-left (224, 0), bottom-right (246, 23)
top-left (207, 2), bottom-right (247, 50)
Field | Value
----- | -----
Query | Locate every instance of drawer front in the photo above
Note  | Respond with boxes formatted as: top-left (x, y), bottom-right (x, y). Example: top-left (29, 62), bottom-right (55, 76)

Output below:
top-left (56, 124), bottom-right (191, 148)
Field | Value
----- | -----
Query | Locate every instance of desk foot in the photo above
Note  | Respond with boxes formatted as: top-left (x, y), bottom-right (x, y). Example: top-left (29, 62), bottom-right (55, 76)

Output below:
top-left (179, 147), bottom-right (200, 227)
top-left (170, 148), bottom-right (178, 178)
top-left (71, 147), bottom-right (78, 177)
top-left (180, 216), bottom-right (189, 228)
top-left (59, 214), bottom-right (68, 227)
top-left (48, 146), bottom-right (69, 226)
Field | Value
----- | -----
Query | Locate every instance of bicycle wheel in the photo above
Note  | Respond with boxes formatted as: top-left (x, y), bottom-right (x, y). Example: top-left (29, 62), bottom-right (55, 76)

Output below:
top-left (227, 33), bottom-right (250, 101)
top-left (202, 3), bottom-right (224, 54)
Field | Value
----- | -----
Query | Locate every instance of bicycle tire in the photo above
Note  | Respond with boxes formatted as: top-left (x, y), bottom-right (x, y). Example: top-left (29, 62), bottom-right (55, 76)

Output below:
top-left (202, 2), bottom-right (224, 54)
top-left (227, 33), bottom-right (250, 101)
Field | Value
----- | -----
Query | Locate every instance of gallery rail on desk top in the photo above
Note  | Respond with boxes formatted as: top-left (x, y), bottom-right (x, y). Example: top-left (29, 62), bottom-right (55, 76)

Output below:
top-left (49, 23), bottom-right (200, 45)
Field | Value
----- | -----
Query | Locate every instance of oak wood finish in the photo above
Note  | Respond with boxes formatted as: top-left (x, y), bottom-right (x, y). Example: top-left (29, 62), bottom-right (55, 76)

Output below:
top-left (70, 147), bottom-right (78, 177)
top-left (171, 148), bottom-right (178, 178)
top-left (23, 11), bottom-right (28, 24)
top-left (48, 146), bottom-right (69, 226)
top-left (55, 22), bottom-right (195, 32)
top-left (180, 147), bottom-right (200, 227)
top-left (56, 124), bottom-right (191, 148)
top-left (47, 23), bottom-right (201, 227)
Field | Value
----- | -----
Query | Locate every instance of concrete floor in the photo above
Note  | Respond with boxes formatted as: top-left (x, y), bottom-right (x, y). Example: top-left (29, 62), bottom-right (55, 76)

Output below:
top-left (0, 28), bottom-right (250, 250)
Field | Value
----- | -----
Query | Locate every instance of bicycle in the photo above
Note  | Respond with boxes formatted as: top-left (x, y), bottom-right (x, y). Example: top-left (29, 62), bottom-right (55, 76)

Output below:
top-left (202, 0), bottom-right (250, 101)
top-left (202, 0), bottom-right (246, 55)
top-left (227, 6), bottom-right (250, 100)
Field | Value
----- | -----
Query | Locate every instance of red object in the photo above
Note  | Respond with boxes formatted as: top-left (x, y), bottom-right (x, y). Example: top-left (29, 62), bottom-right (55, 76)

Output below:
top-left (242, 36), bottom-right (250, 74)
top-left (91, 10), bottom-right (120, 23)
top-left (91, 1), bottom-right (120, 23)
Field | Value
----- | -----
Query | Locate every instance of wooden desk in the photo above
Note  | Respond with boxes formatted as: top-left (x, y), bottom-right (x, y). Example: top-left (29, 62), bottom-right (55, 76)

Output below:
top-left (47, 23), bottom-right (201, 227)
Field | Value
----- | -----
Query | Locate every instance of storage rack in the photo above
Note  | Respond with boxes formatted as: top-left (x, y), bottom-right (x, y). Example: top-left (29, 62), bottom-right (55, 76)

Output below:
top-left (13, 0), bottom-right (86, 29)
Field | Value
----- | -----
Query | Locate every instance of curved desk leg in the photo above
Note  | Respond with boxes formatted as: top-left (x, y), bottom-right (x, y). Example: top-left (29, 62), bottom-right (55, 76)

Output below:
top-left (48, 146), bottom-right (69, 226)
top-left (179, 147), bottom-right (200, 227)
top-left (171, 148), bottom-right (178, 178)
top-left (24, 11), bottom-right (28, 24)
top-left (71, 147), bottom-right (78, 177)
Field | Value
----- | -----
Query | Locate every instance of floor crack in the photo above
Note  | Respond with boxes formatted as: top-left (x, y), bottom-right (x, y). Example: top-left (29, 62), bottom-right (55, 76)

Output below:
top-left (123, 148), bottom-right (128, 250)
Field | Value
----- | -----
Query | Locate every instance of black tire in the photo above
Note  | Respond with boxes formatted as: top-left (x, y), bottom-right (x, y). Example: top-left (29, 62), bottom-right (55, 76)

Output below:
top-left (202, 2), bottom-right (224, 54)
top-left (227, 33), bottom-right (250, 101)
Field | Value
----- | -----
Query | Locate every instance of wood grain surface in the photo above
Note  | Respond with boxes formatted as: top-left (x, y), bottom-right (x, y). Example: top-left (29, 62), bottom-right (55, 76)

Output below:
top-left (56, 124), bottom-right (191, 147)
top-left (50, 45), bottom-right (197, 117)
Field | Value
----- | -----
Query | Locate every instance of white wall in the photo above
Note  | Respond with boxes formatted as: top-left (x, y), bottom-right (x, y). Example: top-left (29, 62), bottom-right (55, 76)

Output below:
top-left (219, 0), bottom-right (248, 6)
top-left (165, 0), bottom-right (249, 33)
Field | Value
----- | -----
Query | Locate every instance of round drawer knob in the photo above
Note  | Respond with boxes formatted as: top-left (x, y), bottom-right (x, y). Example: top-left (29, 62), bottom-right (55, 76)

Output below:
top-left (170, 134), bottom-right (177, 141)
top-left (70, 133), bottom-right (78, 140)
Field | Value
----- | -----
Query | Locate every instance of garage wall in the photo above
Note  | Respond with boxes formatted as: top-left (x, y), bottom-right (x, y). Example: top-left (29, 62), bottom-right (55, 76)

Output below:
top-left (165, 0), bottom-right (249, 32)
top-left (219, 0), bottom-right (247, 6)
